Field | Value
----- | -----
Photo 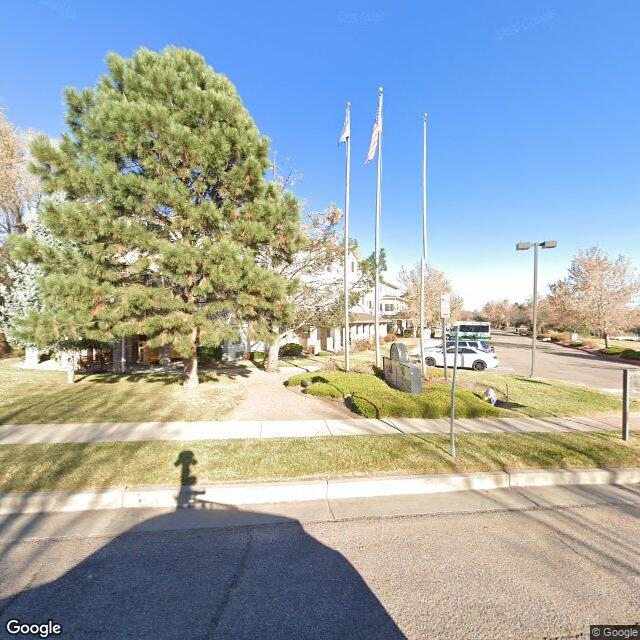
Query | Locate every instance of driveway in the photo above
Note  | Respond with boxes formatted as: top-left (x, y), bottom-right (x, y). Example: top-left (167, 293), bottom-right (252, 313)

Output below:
top-left (492, 331), bottom-right (637, 391)
top-left (230, 366), bottom-right (353, 420)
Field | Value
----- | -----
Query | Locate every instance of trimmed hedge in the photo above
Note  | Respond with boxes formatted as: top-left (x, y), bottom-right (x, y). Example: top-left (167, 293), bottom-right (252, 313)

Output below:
top-left (279, 342), bottom-right (304, 357)
top-left (286, 370), bottom-right (500, 420)
top-left (599, 347), bottom-right (626, 356)
top-left (599, 346), bottom-right (640, 360)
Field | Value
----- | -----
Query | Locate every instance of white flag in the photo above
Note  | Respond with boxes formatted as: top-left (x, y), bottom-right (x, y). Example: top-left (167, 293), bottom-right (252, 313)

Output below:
top-left (339, 106), bottom-right (350, 145)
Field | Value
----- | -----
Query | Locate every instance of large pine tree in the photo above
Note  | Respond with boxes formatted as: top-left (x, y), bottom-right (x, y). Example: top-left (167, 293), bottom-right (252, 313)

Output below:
top-left (14, 47), bottom-right (301, 387)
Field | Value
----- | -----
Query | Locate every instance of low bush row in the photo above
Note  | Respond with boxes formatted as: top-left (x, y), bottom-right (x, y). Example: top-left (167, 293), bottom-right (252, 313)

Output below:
top-left (599, 346), bottom-right (640, 360)
top-left (286, 370), bottom-right (500, 419)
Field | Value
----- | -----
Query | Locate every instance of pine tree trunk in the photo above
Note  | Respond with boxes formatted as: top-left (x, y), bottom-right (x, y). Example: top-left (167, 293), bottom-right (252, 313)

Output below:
top-left (265, 342), bottom-right (280, 372)
top-left (183, 328), bottom-right (200, 389)
top-left (604, 332), bottom-right (610, 349)
top-left (183, 354), bottom-right (199, 388)
top-left (0, 332), bottom-right (10, 356)
top-left (67, 352), bottom-right (76, 384)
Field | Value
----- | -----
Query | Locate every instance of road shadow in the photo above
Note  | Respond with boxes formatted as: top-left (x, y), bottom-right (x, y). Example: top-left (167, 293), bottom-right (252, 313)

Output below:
top-left (0, 451), bottom-right (406, 640)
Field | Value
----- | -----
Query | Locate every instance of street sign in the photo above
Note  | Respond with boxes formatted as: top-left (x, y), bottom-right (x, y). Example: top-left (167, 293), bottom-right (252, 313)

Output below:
top-left (622, 369), bottom-right (640, 442)
top-left (628, 370), bottom-right (640, 395)
top-left (440, 293), bottom-right (451, 319)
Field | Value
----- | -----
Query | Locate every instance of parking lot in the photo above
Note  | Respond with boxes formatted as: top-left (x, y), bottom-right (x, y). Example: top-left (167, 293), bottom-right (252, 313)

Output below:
top-left (490, 331), bottom-right (637, 392)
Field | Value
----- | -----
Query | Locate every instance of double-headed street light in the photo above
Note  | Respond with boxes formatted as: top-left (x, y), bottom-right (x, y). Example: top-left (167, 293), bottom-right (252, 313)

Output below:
top-left (516, 240), bottom-right (557, 379)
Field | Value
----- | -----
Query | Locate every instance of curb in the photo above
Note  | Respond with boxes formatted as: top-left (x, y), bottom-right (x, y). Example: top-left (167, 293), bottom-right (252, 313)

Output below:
top-left (1, 467), bottom-right (640, 515)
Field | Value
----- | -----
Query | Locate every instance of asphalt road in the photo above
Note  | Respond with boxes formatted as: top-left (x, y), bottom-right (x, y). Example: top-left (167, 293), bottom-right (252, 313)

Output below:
top-left (1, 489), bottom-right (639, 640)
top-left (492, 331), bottom-right (637, 391)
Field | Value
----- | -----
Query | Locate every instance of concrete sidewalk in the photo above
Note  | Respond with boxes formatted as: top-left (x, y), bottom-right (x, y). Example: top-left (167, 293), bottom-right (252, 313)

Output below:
top-left (0, 411), bottom-right (637, 445)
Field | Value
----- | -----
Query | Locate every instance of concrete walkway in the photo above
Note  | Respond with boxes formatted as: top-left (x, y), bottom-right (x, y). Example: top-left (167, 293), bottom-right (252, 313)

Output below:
top-left (0, 411), bottom-right (637, 445)
top-left (229, 366), bottom-right (351, 421)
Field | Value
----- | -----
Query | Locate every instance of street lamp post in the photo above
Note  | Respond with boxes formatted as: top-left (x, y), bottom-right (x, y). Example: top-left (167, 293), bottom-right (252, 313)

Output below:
top-left (516, 240), bottom-right (557, 379)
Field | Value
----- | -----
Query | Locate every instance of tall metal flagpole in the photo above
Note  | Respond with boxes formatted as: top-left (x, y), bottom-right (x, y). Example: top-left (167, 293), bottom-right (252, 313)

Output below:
top-left (343, 103), bottom-right (351, 371)
top-left (419, 113), bottom-right (428, 377)
top-left (374, 87), bottom-right (383, 369)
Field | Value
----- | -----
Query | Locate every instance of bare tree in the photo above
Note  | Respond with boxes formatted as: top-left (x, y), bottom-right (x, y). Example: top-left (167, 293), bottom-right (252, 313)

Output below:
top-left (257, 203), bottom-right (377, 371)
top-left (548, 246), bottom-right (640, 347)
top-left (0, 114), bottom-right (44, 353)
top-left (479, 299), bottom-right (512, 329)
top-left (398, 263), bottom-right (463, 330)
top-left (0, 114), bottom-right (42, 241)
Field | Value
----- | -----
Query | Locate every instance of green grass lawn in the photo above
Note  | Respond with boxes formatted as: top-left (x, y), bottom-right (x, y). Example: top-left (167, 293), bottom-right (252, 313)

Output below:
top-left (286, 370), bottom-right (638, 419)
top-left (286, 370), bottom-right (502, 419)
top-left (0, 358), bottom-right (245, 424)
top-left (456, 371), bottom-right (638, 417)
top-left (1, 430), bottom-right (638, 493)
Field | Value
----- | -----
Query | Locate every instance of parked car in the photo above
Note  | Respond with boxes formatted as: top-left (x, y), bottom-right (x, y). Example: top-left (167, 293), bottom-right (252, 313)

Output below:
top-left (424, 346), bottom-right (499, 371)
top-left (424, 340), bottom-right (493, 353)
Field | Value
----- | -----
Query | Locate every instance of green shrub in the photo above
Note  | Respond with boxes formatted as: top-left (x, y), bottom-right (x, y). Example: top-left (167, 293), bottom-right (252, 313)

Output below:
top-left (197, 345), bottom-right (223, 361)
top-left (599, 347), bottom-right (626, 356)
top-left (286, 370), bottom-right (500, 419)
top-left (279, 342), bottom-right (304, 357)
top-left (305, 382), bottom-right (343, 398)
top-left (622, 349), bottom-right (640, 360)
top-left (316, 351), bottom-right (331, 357)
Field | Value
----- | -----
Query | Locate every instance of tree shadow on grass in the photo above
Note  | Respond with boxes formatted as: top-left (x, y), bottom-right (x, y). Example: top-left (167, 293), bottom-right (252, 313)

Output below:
top-left (78, 369), bottom-right (249, 385)
top-left (494, 400), bottom-right (528, 411)
top-left (0, 450), bottom-right (406, 640)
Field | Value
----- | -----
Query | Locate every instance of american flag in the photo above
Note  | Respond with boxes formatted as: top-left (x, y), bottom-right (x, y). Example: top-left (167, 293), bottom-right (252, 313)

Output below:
top-left (365, 104), bottom-right (382, 164)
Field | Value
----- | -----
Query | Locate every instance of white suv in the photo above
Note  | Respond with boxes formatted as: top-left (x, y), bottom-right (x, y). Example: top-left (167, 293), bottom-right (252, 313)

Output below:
top-left (424, 346), bottom-right (499, 371)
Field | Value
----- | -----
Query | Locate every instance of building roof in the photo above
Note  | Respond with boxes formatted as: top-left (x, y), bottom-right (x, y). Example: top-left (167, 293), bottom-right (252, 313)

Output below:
top-left (381, 278), bottom-right (401, 290)
top-left (352, 312), bottom-right (376, 322)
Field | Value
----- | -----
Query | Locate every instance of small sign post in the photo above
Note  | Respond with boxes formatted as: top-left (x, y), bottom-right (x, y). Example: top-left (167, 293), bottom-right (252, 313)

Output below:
top-left (440, 292), bottom-right (451, 319)
top-left (449, 327), bottom-right (459, 458)
top-left (440, 293), bottom-right (451, 381)
top-left (623, 369), bottom-right (640, 442)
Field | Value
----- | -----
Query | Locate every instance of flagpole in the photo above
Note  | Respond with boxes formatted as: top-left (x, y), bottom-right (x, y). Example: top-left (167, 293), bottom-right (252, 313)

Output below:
top-left (343, 102), bottom-right (351, 371)
top-left (420, 113), bottom-right (428, 377)
top-left (374, 87), bottom-right (383, 369)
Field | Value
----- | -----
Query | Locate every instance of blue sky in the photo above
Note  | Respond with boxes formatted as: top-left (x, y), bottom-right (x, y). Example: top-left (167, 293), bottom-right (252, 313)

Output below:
top-left (2, 1), bottom-right (639, 309)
